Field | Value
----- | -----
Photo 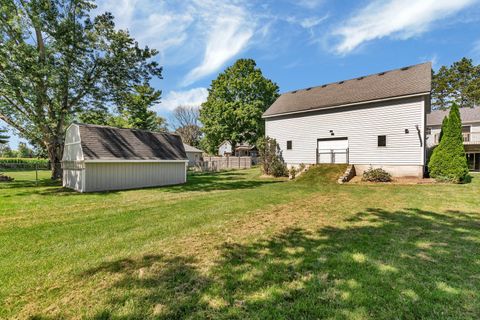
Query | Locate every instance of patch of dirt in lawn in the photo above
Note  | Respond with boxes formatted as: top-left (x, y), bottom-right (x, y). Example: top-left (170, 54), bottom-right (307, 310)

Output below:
top-left (349, 176), bottom-right (437, 185)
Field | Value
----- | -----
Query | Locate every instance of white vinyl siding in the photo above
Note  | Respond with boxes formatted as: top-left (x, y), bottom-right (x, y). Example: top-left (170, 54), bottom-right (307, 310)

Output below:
top-left (62, 124), bottom-right (84, 162)
top-left (63, 169), bottom-right (85, 192)
top-left (471, 123), bottom-right (480, 133)
top-left (83, 162), bottom-right (186, 192)
top-left (265, 96), bottom-right (426, 166)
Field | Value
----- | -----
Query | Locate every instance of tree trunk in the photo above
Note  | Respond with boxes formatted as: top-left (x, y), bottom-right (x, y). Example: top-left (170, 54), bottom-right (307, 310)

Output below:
top-left (47, 140), bottom-right (64, 180)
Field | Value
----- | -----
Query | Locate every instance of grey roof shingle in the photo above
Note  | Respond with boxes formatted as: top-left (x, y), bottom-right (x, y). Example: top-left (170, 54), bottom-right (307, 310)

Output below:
top-left (427, 106), bottom-right (480, 126)
top-left (183, 143), bottom-right (203, 153)
top-left (263, 62), bottom-right (432, 118)
top-left (77, 124), bottom-right (187, 161)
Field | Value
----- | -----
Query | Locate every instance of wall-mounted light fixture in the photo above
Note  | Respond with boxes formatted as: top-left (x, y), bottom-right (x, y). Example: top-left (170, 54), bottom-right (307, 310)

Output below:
top-left (329, 130), bottom-right (334, 136)
top-left (405, 129), bottom-right (409, 134)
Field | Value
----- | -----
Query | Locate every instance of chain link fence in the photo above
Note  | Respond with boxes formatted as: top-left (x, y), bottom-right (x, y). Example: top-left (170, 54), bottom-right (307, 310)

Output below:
top-left (0, 159), bottom-right (52, 184)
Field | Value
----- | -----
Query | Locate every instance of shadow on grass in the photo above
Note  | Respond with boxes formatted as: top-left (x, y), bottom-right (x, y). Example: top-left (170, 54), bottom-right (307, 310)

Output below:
top-left (2, 170), bottom-right (284, 198)
top-left (61, 207), bottom-right (480, 319)
top-left (165, 170), bottom-right (284, 193)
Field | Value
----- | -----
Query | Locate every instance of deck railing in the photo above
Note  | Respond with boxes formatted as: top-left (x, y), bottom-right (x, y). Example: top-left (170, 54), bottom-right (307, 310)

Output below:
top-left (434, 132), bottom-right (480, 145)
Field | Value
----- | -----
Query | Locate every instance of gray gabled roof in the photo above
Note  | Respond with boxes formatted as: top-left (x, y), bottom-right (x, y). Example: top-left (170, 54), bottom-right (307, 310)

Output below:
top-left (427, 106), bottom-right (480, 126)
top-left (263, 62), bottom-right (432, 118)
top-left (183, 143), bottom-right (203, 153)
top-left (77, 123), bottom-right (187, 161)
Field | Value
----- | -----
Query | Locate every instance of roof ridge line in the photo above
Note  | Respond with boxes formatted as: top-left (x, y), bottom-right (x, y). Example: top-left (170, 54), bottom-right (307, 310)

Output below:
top-left (75, 122), bottom-right (180, 136)
top-left (280, 61), bottom-right (432, 95)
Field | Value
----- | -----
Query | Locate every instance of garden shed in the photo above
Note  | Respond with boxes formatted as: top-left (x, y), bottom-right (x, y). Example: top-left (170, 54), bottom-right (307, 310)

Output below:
top-left (62, 123), bottom-right (188, 192)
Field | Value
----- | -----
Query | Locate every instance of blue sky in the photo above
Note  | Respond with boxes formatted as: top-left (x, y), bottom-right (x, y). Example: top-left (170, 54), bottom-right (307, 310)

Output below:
top-left (4, 0), bottom-right (480, 148)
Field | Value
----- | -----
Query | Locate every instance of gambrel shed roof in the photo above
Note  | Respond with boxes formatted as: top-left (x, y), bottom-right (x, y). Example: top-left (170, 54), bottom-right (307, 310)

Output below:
top-left (77, 123), bottom-right (187, 161)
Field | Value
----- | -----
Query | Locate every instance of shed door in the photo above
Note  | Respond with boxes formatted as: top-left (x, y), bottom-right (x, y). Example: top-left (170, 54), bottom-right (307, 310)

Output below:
top-left (317, 138), bottom-right (349, 164)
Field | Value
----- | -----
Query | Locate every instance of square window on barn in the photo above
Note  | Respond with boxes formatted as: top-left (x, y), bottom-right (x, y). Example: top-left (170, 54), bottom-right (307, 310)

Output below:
top-left (287, 140), bottom-right (292, 150)
top-left (378, 135), bottom-right (386, 147)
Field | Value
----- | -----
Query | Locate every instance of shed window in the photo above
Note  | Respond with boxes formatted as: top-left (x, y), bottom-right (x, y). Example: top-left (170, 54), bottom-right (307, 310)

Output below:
top-left (426, 127), bottom-right (432, 135)
top-left (378, 135), bottom-right (386, 147)
top-left (287, 140), bottom-right (292, 150)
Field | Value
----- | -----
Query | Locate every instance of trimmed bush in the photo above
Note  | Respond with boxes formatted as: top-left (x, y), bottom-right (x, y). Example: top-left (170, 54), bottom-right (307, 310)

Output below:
top-left (0, 158), bottom-right (49, 169)
top-left (289, 166), bottom-right (297, 179)
top-left (362, 167), bottom-right (392, 182)
top-left (428, 103), bottom-right (469, 183)
top-left (257, 137), bottom-right (288, 177)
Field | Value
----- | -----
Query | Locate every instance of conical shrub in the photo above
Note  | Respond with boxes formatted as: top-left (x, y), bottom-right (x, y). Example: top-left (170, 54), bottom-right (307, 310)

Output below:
top-left (428, 103), bottom-right (469, 183)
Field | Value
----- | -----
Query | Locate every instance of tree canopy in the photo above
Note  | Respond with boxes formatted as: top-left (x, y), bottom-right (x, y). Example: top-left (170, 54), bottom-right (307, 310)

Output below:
top-left (79, 84), bottom-right (168, 132)
top-left (0, 128), bottom-right (9, 145)
top-left (200, 59), bottom-right (279, 154)
top-left (428, 103), bottom-right (469, 182)
top-left (0, 0), bottom-right (162, 178)
top-left (432, 57), bottom-right (480, 110)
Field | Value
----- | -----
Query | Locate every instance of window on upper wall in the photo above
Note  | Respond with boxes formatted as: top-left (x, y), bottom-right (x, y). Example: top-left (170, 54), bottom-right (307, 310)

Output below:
top-left (287, 140), bottom-right (292, 150)
top-left (462, 126), bottom-right (471, 133)
top-left (426, 127), bottom-right (432, 135)
top-left (378, 135), bottom-right (386, 147)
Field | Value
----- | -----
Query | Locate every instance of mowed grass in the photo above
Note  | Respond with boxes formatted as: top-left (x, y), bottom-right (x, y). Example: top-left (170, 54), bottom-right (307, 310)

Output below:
top-left (0, 167), bottom-right (479, 319)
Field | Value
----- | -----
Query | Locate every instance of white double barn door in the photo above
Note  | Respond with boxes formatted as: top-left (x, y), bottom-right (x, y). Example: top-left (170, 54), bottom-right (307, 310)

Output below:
top-left (317, 138), bottom-right (349, 164)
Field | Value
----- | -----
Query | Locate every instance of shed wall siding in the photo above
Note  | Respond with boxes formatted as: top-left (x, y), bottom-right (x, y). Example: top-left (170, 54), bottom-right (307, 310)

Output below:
top-left (63, 124), bottom-right (83, 161)
top-left (83, 162), bottom-right (186, 192)
top-left (63, 169), bottom-right (85, 192)
top-left (265, 96), bottom-right (426, 166)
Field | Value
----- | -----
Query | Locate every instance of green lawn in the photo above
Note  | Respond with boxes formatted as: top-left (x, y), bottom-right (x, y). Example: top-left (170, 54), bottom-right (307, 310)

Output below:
top-left (1, 167), bottom-right (479, 319)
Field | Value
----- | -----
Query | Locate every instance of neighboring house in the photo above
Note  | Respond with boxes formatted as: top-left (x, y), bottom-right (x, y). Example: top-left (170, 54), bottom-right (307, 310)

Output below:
top-left (263, 62), bottom-right (432, 178)
top-left (183, 143), bottom-right (203, 166)
top-left (427, 106), bottom-right (480, 171)
top-left (218, 141), bottom-right (232, 156)
top-left (218, 141), bottom-right (258, 157)
top-left (62, 123), bottom-right (188, 192)
top-left (235, 143), bottom-right (258, 157)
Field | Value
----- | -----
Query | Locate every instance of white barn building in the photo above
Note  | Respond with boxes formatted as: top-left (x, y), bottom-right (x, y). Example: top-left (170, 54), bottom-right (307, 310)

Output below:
top-left (62, 123), bottom-right (188, 192)
top-left (263, 63), bottom-right (432, 178)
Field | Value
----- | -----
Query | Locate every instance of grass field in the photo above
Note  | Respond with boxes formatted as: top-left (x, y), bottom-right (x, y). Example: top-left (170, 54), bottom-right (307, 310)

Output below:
top-left (1, 167), bottom-right (479, 319)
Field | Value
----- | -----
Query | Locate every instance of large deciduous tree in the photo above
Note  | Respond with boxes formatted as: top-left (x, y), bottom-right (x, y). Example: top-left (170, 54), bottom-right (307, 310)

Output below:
top-left (79, 84), bottom-right (168, 132)
top-left (200, 59), bottom-right (279, 154)
top-left (172, 105), bottom-right (201, 147)
top-left (0, 0), bottom-right (162, 179)
top-left (432, 57), bottom-right (480, 110)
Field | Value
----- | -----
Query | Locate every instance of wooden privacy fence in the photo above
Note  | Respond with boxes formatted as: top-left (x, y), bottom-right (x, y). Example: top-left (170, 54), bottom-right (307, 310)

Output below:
top-left (194, 156), bottom-right (251, 172)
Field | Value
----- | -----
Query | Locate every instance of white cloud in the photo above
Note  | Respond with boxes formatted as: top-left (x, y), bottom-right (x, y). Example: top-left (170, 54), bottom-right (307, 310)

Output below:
top-left (331, 0), bottom-right (477, 54)
top-left (472, 40), bottom-right (480, 60)
top-left (97, 0), bottom-right (256, 86)
top-left (95, 1), bottom-right (195, 65)
top-left (182, 2), bottom-right (255, 86)
top-left (294, 0), bottom-right (325, 9)
top-left (299, 15), bottom-right (329, 29)
top-left (419, 53), bottom-right (439, 69)
top-left (158, 88), bottom-right (208, 111)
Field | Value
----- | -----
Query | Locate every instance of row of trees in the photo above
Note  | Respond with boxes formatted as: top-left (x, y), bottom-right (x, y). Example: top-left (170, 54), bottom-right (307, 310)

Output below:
top-left (432, 57), bottom-right (480, 109)
top-left (0, 142), bottom-right (35, 158)
top-left (0, 1), bottom-right (277, 179)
